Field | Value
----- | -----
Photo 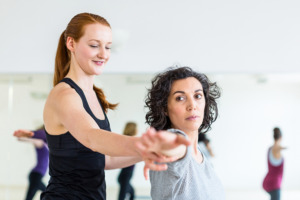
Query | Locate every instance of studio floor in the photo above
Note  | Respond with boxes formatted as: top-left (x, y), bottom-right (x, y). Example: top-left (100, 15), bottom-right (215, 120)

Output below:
top-left (1, 185), bottom-right (300, 200)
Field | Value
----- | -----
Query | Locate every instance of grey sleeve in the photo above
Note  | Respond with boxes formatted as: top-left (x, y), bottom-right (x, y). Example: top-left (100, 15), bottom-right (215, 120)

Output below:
top-left (166, 129), bottom-right (192, 176)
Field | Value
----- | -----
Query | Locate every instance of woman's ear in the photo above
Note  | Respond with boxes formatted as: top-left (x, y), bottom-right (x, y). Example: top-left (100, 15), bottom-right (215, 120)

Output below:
top-left (66, 36), bottom-right (75, 52)
top-left (164, 109), bottom-right (168, 116)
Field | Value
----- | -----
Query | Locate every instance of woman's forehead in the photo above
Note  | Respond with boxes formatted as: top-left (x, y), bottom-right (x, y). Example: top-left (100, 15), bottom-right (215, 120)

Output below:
top-left (170, 77), bottom-right (203, 92)
top-left (82, 23), bottom-right (112, 42)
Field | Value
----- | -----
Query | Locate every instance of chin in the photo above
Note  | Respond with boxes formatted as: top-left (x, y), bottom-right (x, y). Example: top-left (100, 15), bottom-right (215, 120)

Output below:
top-left (95, 68), bottom-right (104, 75)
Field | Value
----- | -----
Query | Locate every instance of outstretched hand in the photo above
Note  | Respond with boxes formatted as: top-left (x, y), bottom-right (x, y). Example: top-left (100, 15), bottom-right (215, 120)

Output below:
top-left (135, 127), bottom-right (190, 180)
top-left (13, 129), bottom-right (34, 138)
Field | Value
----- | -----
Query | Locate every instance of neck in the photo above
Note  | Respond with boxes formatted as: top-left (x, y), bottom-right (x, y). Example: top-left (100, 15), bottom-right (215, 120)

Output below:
top-left (274, 140), bottom-right (281, 146)
top-left (67, 60), bottom-right (95, 92)
top-left (186, 131), bottom-right (200, 155)
top-left (186, 130), bottom-right (203, 164)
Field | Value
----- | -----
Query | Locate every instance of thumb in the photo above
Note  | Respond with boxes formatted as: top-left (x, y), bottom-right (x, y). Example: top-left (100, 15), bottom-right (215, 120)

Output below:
top-left (175, 134), bottom-right (191, 146)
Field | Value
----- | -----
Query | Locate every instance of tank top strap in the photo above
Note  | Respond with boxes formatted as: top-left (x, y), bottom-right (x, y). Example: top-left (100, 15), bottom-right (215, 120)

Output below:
top-left (59, 78), bottom-right (109, 127)
top-left (60, 77), bottom-right (92, 113)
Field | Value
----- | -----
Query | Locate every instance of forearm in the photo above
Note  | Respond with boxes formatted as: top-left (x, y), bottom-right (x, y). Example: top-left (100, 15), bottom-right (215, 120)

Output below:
top-left (13, 129), bottom-right (34, 138)
top-left (18, 137), bottom-right (44, 148)
top-left (105, 155), bottom-right (142, 170)
top-left (88, 128), bottom-right (141, 157)
top-left (32, 129), bottom-right (47, 141)
top-left (159, 144), bottom-right (187, 159)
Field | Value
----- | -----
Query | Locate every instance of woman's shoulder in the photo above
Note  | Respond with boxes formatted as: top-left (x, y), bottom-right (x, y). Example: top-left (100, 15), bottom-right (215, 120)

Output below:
top-left (45, 82), bottom-right (81, 112)
top-left (43, 82), bottom-right (83, 135)
top-left (49, 82), bottom-right (77, 101)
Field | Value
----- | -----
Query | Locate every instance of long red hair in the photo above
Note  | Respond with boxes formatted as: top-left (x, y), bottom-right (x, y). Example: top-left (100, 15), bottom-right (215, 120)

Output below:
top-left (54, 13), bottom-right (117, 112)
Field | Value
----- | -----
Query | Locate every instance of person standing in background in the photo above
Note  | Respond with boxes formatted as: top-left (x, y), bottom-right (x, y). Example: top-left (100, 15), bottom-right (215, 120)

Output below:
top-left (117, 122), bottom-right (138, 200)
top-left (197, 132), bottom-right (214, 160)
top-left (263, 127), bottom-right (286, 200)
top-left (13, 126), bottom-right (49, 200)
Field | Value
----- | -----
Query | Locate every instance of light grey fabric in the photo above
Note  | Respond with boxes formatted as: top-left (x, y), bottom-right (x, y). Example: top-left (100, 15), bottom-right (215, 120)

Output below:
top-left (150, 129), bottom-right (225, 200)
top-left (198, 142), bottom-right (211, 160)
top-left (269, 147), bottom-right (283, 166)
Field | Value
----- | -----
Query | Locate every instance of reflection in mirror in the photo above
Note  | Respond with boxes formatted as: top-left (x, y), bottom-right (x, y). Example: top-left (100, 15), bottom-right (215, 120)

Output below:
top-left (1, 73), bottom-right (300, 200)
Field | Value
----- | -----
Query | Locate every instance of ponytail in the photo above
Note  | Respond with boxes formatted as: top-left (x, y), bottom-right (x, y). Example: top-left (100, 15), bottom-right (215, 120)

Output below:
top-left (53, 31), bottom-right (70, 86)
top-left (93, 85), bottom-right (118, 112)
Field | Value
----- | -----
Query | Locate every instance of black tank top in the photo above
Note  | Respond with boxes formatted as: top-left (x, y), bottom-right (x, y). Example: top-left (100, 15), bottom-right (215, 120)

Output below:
top-left (41, 78), bottom-right (111, 200)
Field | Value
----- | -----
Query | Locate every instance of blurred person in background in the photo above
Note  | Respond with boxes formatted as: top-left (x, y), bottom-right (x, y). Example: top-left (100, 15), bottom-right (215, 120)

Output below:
top-left (117, 122), bottom-right (138, 200)
top-left (197, 132), bottom-right (214, 160)
top-left (13, 125), bottom-right (49, 200)
top-left (263, 127), bottom-right (286, 200)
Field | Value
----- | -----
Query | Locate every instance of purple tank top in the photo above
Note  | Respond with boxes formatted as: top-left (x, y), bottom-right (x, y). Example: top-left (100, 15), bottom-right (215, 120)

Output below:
top-left (31, 129), bottom-right (49, 176)
top-left (262, 147), bottom-right (284, 192)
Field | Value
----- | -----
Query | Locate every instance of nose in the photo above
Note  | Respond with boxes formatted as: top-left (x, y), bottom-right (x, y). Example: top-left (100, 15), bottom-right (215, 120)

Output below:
top-left (97, 47), bottom-right (109, 59)
top-left (187, 98), bottom-right (197, 111)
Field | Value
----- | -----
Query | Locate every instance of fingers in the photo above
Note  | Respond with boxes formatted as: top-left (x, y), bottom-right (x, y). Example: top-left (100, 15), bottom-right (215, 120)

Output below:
top-left (13, 130), bottom-right (34, 138)
top-left (175, 134), bottom-right (191, 146)
top-left (136, 127), bottom-right (190, 172)
top-left (136, 143), bottom-right (168, 163)
top-left (144, 159), bottom-right (167, 172)
top-left (143, 162), bottom-right (168, 180)
top-left (143, 165), bottom-right (149, 180)
top-left (13, 130), bottom-right (19, 137)
top-left (141, 130), bottom-right (156, 149)
top-left (157, 131), bottom-right (191, 146)
top-left (13, 130), bottom-right (24, 137)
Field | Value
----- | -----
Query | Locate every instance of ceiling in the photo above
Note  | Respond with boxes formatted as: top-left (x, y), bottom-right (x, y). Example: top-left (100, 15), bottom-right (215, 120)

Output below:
top-left (0, 0), bottom-right (299, 74)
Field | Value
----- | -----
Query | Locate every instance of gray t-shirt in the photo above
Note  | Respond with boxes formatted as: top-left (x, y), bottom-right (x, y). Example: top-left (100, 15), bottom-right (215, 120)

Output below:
top-left (150, 129), bottom-right (225, 200)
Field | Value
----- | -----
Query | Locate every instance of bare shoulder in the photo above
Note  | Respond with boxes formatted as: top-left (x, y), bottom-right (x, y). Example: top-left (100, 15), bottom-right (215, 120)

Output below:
top-left (272, 145), bottom-right (282, 154)
top-left (44, 82), bottom-right (82, 134)
top-left (47, 82), bottom-right (81, 107)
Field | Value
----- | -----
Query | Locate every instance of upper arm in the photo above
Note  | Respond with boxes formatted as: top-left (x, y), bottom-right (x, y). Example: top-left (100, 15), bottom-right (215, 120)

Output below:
top-left (44, 85), bottom-right (139, 156)
top-left (44, 85), bottom-right (99, 149)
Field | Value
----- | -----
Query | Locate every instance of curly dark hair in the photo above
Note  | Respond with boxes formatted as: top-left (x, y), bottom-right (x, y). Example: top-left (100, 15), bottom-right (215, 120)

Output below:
top-left (145, 66), bottom-right (221, 134)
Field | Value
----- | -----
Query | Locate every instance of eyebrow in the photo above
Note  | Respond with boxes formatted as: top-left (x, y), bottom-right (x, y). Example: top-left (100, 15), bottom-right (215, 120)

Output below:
top-left (88, 39), bottom-right (112, 44)
top-left (172, 89), bottom-right (203, 95)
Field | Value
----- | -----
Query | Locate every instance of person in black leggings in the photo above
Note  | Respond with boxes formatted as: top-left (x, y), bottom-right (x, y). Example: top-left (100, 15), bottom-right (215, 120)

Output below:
top-left (118, 122), bottom-right (138, 200)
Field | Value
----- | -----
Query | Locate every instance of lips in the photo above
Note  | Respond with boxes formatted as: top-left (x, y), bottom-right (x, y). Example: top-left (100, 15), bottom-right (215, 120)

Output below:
top-left (93, 60), bottom-right (105, 65)
top-left (186, 115), bottom-right (199, 120)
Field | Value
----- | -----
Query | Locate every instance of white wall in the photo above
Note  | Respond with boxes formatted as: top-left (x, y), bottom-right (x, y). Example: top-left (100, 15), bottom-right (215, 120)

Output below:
top-left (209, 74), bottom-right (300, 190)
top-left (1, 0), bottom-right (300, 194)
top-left (0, 0), bottom-right (300, 74)
top-left (1, 73), bottom-right (299, 191)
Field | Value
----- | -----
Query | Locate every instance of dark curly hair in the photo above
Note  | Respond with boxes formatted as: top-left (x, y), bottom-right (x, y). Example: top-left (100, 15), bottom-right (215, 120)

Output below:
top-left (145, 66), bottom-right (221, 134)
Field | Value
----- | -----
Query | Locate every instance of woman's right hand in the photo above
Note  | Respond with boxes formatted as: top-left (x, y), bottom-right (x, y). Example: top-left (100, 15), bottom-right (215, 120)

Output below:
top-left (135, 127), bottom-right (190, 179)
top-left (13, 129), bottom-right (34, 138)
